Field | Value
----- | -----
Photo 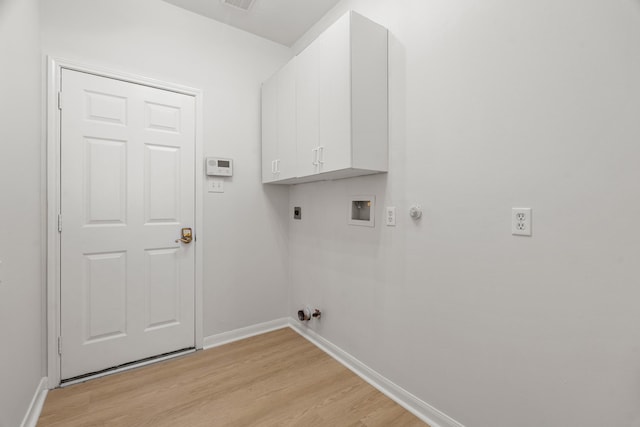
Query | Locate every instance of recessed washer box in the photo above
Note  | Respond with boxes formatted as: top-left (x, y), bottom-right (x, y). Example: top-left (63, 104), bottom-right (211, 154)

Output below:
top-left (348, 195), bottom-right (375, 227)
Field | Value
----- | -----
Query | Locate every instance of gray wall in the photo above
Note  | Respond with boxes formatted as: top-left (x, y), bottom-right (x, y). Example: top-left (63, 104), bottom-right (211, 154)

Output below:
top-left (5, 0), bottom-right (640, 425)
top-left (289, 1), bottom-right (640, 426)
top-left (0, 0), bottom-right (44, 425)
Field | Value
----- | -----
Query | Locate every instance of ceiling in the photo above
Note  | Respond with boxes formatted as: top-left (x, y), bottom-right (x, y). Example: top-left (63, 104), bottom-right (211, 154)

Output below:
top-left (162, 0), bottom-right (342, 46)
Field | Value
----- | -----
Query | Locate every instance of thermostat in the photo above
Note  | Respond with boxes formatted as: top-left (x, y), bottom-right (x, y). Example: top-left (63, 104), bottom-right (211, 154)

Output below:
top-left (206, 157), bottom-right (233, 177)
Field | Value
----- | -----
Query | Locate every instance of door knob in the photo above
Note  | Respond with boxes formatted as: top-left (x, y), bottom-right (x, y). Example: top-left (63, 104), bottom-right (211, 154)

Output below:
top-left (175, 228), bottom-right (193, 244)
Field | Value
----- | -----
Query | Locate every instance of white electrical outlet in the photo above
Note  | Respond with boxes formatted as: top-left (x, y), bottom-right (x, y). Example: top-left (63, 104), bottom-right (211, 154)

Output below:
top-left (208, 179), bottom-right (224, 193)
top-left (512, 208), bottom-right (532, 236)
top-left (385, 207), bottom-right (396, 226)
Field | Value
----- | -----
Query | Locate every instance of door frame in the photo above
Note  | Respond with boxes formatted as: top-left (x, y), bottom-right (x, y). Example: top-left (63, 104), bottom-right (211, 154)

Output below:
top-left (46, 57), bottom-right (205, 388)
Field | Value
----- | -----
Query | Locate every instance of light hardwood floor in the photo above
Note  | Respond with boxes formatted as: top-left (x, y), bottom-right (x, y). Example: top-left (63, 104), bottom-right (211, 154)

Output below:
top-left (38, 328), bottom-right (427, 426)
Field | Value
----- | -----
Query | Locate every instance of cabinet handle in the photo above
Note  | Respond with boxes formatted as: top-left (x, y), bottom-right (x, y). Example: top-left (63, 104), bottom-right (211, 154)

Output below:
top-left (318, 146), bottom-right (325, 164)
top-left (272, 160), bottom-right (276, 174)
top-left (312, 148), bottom-right (319, 166)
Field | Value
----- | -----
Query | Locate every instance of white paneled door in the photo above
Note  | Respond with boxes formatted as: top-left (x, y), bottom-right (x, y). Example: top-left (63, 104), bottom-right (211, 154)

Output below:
top-left (60, 69), bottom-right (196, 380)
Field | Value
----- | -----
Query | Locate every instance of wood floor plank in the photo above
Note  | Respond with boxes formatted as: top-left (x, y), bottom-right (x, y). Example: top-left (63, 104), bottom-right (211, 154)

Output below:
top-left (38, 328), bottom-right (427, 426)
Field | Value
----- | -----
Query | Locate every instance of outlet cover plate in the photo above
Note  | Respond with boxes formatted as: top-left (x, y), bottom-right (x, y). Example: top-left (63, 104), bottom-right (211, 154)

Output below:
top-left (512, 207), bottom-right (532, 236)
top-left (385, 207), bottom-right (396, 226)
top-left (208, 179), bottom-right (224, 193)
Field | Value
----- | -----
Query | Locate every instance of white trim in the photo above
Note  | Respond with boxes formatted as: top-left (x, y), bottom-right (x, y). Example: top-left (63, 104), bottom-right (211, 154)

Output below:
top-left (46, 56), bottom-right (62, 389)
top-left (288, 320), bottom-right (465, 427)
top-left (20, 377), bottom-right (48, 427)
top-left (203, 318), bottom-right (289, 350)
top-left (45, 56), bottom-right (205, 387)
top-left (194, 91), bottom-right (204, 350)
top-left (60, 349), bottom-right (195, 388)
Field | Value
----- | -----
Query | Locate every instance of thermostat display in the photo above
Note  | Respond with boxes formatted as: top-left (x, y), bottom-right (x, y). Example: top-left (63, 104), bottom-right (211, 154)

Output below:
top-left (206, 157), bottom-right (233, 177)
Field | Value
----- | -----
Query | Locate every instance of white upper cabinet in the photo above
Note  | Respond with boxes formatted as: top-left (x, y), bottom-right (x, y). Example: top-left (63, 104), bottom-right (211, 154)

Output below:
top-left (316, 12), bottom-right (352, 175)
top-left (295, 40), bottom-right (320, 179)
top-left (261, 58), bottom-right (297, 183)
top-left (261, 72), bottom-right (278, 183)
top-left (262, 11), bottom-right (388, 184)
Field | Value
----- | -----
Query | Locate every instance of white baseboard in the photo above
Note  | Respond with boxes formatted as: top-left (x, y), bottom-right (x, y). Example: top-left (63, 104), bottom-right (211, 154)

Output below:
top-left (20, 377), bottom-right (48, 427)
top-left (203, 318), bottom-right (289, 350)
top-left (288, 319), bottom-right (465, 427)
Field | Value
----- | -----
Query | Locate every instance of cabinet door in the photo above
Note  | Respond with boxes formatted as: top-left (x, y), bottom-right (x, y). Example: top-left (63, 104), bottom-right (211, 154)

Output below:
top-left (296, 39), bottom-right (320, 177)
top-left (276, 59), bottom-right (297, 180)
top-left (318, 12), bottom-right (352, 173)
top-left (261, 74), bottom-right (278, 183)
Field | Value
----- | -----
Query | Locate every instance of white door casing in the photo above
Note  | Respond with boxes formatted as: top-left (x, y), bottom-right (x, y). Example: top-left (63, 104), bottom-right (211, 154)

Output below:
top-left (59, 68), bottom-right (196, 380)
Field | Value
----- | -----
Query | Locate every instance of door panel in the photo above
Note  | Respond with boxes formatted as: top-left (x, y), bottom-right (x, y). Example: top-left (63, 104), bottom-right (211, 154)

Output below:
top-left (60, 69), bottom-right (196, 380)
top-left (145, 102), bottom-right (181, 133)
top-left (84, 137), bottom-right (127, 225)
top-left (144, 144), bottom-right (180, 223)
top-left (144, 248), bottom-right (180, 330)
top-left (85, 90), bottom-right (127, 125)
top-left (83, 251), bottom-right (127, 342)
